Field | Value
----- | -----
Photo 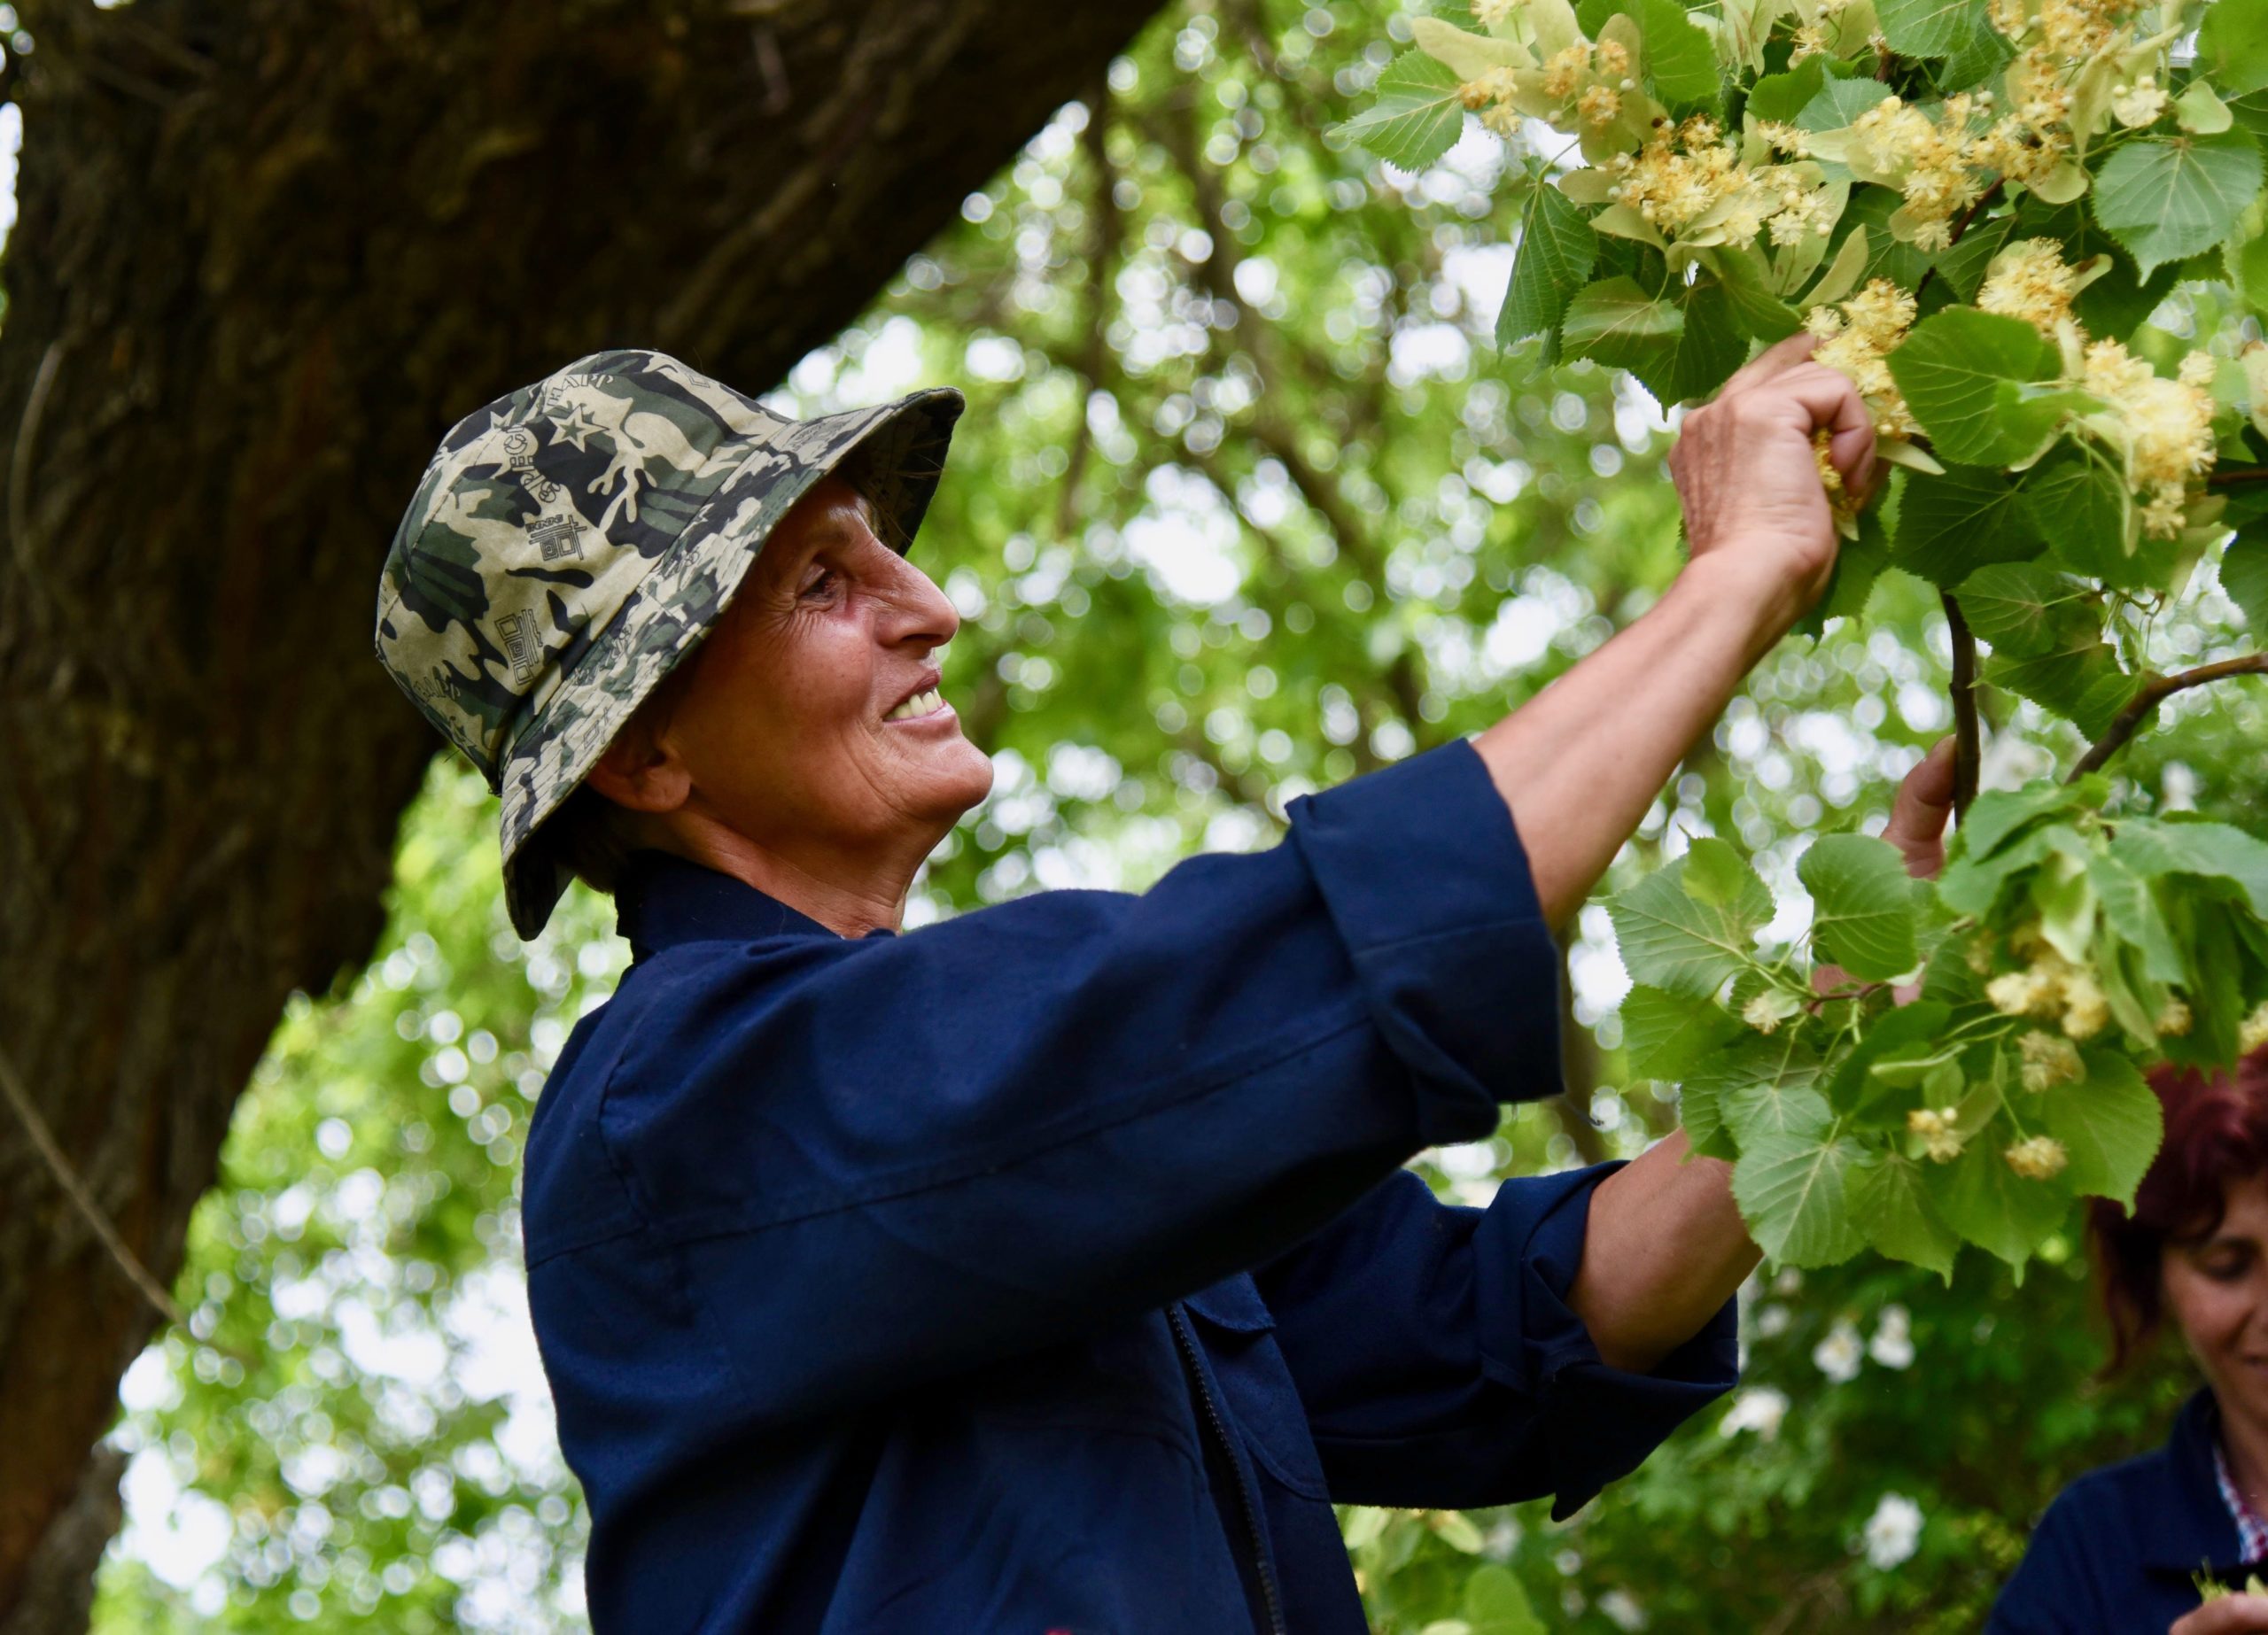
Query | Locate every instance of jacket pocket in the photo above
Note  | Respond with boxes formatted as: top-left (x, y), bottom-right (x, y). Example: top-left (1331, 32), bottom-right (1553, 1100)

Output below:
top-left (1182, 1275), bottom-right (1333, 1500)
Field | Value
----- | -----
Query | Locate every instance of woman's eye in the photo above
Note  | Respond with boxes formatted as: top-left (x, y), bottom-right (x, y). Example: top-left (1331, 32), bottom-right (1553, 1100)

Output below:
top-left (800, 569), bottom-right (838, 601)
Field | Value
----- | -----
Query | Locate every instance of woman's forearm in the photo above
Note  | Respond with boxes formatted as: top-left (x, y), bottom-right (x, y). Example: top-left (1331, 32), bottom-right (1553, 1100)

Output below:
top-left (1472, 554), bottom-right (1794, 926)
top-left (1565, 1131), bottom-right (1760, 1374)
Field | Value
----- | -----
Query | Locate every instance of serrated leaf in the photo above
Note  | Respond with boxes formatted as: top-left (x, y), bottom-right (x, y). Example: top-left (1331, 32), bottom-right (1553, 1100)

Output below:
top-left (1499, 185), bottom-right (1599, 348)
top-left (1697, 1034), bottom-right (1831, 1143)
top-left (2089, 850), bottom-right (2187, 986)
top-left (1893, 462), bottom-right (2044, 586)
top-left (1709, 246), bottom-right (1804, 340)
top-left (2020, 441), bottom-right (2146, 587)
top-left (1932, 213), bottom-right (2015, 301)
top-left (1798, 75), bottom-right (1896, 134)
top-left (1983, 635), bottom-right (2132, 739)
top-left (1801, 833), bottom-right (1921, 980)
top-left (1621, 984), bottom-right (1744, 1078)
top-left (1735, 1129), bottom-right (1868, 1267)
top-left (1849, 1151), bottom-right (1961, 1278)
top-left (1876, 0), bottom-right (1981, 57)
top-left (1746, 56), bottom-right (1827, 124)
top-left (2222, 533), bottom-right (2268, 633)
top-left (1830, 188), bottom-right (1937, 293)
top-left (1886, 308), bottom-right (2063, 465)
top-left (1639, 0), bottom-right (1724, 105)
top-left (1954, 562), bottom-right (2096, 658)
top-left (1938, 14), bottom-right (2015, 89)
top-left (1463, 1564), bottom-right (1547, 1635)
top-left (2042, 1050), bottom-right (2163, 1209)
top-left (2091, 133), bottom-right (2265, 278)
top-left (1935, 823), bottom-right (2075, 917)
top-left (2200, 0), bottom-right (2268, 98)
top-left (1927, 1133), bottom-right (2073, 1268)
top-left (1679, 1075), bottom-right (1741, 1160)
top-left (1608, 847), bottom-right (1772, 996)
top-left (1563, 275), bottom-right (1744, 406)
top-left (1341, 52), bottom-right (1471, 171)
top-left (1959, 778), bottom-right (2090, 860)
top-left (1684, 835), bottom-right (1765, 909)
top-left (2113, 818), bottom-right (2268, 919)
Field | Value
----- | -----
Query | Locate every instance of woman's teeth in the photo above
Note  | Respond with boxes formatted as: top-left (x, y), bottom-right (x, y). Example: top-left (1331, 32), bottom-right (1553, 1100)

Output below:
top-left (887, 688), bottom-right (944, 722)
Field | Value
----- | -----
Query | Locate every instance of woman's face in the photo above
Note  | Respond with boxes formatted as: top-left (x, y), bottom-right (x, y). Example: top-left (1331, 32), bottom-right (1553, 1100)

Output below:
top-left (2164, 1170), bottom-right (2268, 1423)
top-left (655, 474), bottom-right (994, 864)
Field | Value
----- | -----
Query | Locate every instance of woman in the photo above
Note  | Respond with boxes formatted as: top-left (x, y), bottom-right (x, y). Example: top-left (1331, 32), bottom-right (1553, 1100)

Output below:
top-left (1989, 1049), bottom-right (2268, 1634)
top-left (375, 340), bottom-right (1922, 1632)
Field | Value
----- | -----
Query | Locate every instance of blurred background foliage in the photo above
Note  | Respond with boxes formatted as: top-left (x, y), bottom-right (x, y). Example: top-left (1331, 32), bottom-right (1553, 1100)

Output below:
top-left (85, 0), bottom-right (2266, 1628)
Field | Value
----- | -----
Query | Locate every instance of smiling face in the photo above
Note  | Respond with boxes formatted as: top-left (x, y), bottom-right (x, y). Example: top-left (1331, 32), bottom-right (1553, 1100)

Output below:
top-left (2163, 1170), bottom-right (2268, 1428)
top-left (610, 473), bottom-right (994, 884)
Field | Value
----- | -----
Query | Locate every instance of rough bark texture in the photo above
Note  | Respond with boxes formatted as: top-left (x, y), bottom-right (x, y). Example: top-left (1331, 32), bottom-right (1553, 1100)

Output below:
top-left (0, 0), bottom-right (1161, 1624)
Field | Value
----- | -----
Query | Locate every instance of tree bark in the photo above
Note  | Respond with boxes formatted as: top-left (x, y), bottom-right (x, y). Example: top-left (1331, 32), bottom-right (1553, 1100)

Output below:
top-left (0, 0), bottom-right (1162, 1623)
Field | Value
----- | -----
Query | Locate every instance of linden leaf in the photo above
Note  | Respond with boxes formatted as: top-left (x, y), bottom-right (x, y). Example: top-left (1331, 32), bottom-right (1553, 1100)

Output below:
top-left (2041, 1051), bottom-right (2163, 1210)
top-left (1801, 833), bottom-right (1921, 981)
top-left (1498, 185), bottom-right (1599, 348)
top-left (1735, 1129), bottom-right (1869, 1267)
top-left (1607, 841), bottom-right (1771, 996)
top-left (2091, 132), bottom-right (2265, 278)
top-left (1849, 1151), bottom-right (1961, 1279)
top-left (1341, 52), bottom-right (1471, 172)
top-left (1885, 308), bottom-right (2064, 465)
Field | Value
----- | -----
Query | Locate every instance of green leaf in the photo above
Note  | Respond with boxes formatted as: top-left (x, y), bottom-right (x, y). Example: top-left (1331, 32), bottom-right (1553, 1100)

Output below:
top-left (1954, 562), bottom-right (2096, 658)
top-left (1893, 463), bottom-right (2044, 586)
top-left (1928, 1132), bottom-right (2073, 1268)
top-left (2221, 533), bottom-right (2268, 634)
top-left (1746, 56), bottom-right (1827, 124)
top-left (1932, 213), bottom-right (2015, 302)
top-left (1340, 52), bottom-right (1471, 172)
top-left (1735, 1129), bottom-right (1869, 1267)
top-left (1710, 249), bottom-right (1804, 341)
top-left (1639, 0), bottom-right (1723, 106)
top-left (2042, 1051), bottom-right (2164, 1209)
top-left (2200, 0), bottom-right (2268, 98)
top-left (1801, 833), bottom-right (1921, 980)
top-left (1886, 308), bottom-right (2063, 465)
top-left (1960, 778), bottom-right (2090, 860)
top-left (1801, 499), bottom-right (1891, 634)
top-left (1938, 14), bottom-right (2015, 90)
top-left (1831, 188), bottom-right (1938, 293)
top-left (1936, 822), bottom-right (2078, 917)
top-left (2113, 818), bottom-right (2268, 919)
top-left (1621, 984), bottom-right (1744, 1078)
top-left (1876, 0), bottom-right (1981, 57)
top-left (2089, 850), bottom-right (2187, 985)
top-left (1698, 1034), bottom-right (1832, 1143)
top-left (1463, 1564), bottom-right (1547, 1635)
top-left (1828, 998), bottom-right (1955, 1115)
top-left (1608, 842), bottom-right (1772, 996)
top-left (1500, 186), bottom-right (1599, 348)
top-left (1983, 635), bottom-right (2133, 739)
top-left (1849, 1151), bottom-right (1961, 1278)
top-left (1680, 1075), bottom-right (1741, 1160)
top-left (2091, 132), bottom-right (2266, 278)
top-left (1798, 75), bottom-right (1896, 135)
top-left (2020, 442), bottom-right (2146, 587)
top-left (1564, 275), bottom-right (1744, 406)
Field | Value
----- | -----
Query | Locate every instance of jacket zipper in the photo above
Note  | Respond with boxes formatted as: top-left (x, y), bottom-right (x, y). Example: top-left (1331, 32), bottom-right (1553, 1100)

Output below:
top-left (1168, 1303), bottom-right (1287, 1635)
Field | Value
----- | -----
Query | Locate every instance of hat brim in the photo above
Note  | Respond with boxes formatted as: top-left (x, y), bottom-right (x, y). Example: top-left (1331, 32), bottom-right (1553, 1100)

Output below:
top-left (495, 386), bottom-right (964, 939)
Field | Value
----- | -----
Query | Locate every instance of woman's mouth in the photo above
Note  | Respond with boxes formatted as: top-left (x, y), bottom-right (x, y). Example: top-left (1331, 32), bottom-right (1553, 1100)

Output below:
top-left (885, 688), bottom-right (947, 722)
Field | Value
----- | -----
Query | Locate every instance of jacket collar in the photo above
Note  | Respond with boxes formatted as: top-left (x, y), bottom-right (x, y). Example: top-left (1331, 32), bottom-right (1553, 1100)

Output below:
top-left (2139, 1387), bottom-right (2248, 1576)
top-left (614, 850), bottom-right (847, 962)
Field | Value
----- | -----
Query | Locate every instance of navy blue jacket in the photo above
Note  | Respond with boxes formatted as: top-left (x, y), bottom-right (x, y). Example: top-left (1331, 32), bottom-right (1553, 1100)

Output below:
top-left (520, 740), bottom-right (1739, 1633)
top-left (1989, 1388), bottom-right (2247, 1632)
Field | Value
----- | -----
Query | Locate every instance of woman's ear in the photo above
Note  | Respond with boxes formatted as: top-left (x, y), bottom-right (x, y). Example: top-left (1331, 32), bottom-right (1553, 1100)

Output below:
top-left (584, 721), bottom-right (694, 815)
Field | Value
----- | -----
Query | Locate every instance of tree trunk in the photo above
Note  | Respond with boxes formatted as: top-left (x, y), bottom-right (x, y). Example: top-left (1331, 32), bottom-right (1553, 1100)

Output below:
top-left (0, 0), bottom-right (1161, 1624)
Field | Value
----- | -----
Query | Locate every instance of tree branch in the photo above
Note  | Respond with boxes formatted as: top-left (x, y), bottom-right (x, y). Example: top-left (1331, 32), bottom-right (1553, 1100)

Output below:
top-left (1942, 591), bottom-right (1980, 823)
top-left (2067, 653), bottom-right (2268, 779)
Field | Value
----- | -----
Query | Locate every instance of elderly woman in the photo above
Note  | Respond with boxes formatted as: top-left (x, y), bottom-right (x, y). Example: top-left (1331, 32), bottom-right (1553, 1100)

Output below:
top-left (1989, 1049), bottom-right (2268, 1635)
top-left (375, 341), bottom-right (1930, 1634)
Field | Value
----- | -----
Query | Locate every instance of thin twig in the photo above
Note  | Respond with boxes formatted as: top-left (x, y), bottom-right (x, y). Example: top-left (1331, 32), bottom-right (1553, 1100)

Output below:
top-left (2208, 467), bottom-right (2268, 488)
top-left (2067, 653), bottom-right (2268, 779)
top-left (0, 1042), bottom-right (190, 1333)
top-left (1942, 591), bottom-right (1980, 823)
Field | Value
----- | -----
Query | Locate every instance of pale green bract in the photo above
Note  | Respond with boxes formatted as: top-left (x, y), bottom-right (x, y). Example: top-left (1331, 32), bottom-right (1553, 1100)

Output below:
top-left (1348, 0), bottom-right (2268, 1275)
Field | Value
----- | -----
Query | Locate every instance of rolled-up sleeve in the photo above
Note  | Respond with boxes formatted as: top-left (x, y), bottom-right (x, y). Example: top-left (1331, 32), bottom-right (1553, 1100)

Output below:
top-left (1256, 1162), bottom-right (1738, 1517)
top-left (578, 739), bottom-right (1569, 1423)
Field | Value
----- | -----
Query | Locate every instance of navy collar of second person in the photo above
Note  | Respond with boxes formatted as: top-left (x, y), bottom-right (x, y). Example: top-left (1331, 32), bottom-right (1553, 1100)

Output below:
top-left (614, 849), bottom-right (898, 962)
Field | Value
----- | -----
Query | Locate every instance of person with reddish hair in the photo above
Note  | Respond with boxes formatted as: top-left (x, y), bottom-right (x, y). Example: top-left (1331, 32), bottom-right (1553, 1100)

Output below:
top-left (1990, 1046), bottom-right (2268, 1633)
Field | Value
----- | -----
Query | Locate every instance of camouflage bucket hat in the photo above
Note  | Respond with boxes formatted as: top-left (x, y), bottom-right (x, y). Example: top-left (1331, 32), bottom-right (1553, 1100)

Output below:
top-left (374, 348), bottom-right (964, 940)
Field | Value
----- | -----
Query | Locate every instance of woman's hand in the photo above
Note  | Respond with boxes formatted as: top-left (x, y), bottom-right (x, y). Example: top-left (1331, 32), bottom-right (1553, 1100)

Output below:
top-left (2172, 1594), bottom-right (2268, 1633)
top-left (1669, 332), bottom-right (1877, 639)
top-left (1883, 738), bottom-right (1958, 883)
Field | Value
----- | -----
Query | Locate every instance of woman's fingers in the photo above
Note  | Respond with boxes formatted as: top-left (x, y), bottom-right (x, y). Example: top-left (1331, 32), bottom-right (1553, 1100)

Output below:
top-left (2171, 1593), bottom-right (2268, 1634)
top-left (1717, 331), bottom-right (1821, 398)
top-left (1884, 738), bottom-right (1958, 882)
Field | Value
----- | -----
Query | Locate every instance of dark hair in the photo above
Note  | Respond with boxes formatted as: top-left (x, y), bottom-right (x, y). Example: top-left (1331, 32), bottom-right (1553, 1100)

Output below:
top-left (2088, 1045), bottom-right (2268, 1373)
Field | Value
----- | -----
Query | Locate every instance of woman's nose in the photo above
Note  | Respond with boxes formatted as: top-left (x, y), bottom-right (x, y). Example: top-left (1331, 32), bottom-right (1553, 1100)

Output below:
top-left (881, 558), bottom-right (960, 650)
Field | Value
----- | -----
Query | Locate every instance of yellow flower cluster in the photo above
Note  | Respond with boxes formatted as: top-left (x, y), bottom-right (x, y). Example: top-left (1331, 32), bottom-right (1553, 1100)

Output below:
top-left (1908, 1106), bottom-right (1965, 1162)
top-left (1804, 279), bottom-right (1920, 439)
top-left (1593, 117), bottom-right (1839, 247)
top-left (2018, 1030), bottom-right (2084, 1093)
top-left (2080, 339), bottom-right (2218, 538)
top-left (2005, 1135), bottom-right (2070, 1181)
top-left (1977, 237), bottom-right (2081, 335)
top-left (1986, 940), bottom-right (2109, 1040)
top-left (1850, 94), bottom-right (1995, 250)
top-left (1458, 67), bottom-right (1527, 138)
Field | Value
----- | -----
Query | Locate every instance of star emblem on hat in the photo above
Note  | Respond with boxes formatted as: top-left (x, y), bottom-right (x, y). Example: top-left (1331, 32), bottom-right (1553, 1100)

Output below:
top-left (547, 400), bottom-right (602, 453)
